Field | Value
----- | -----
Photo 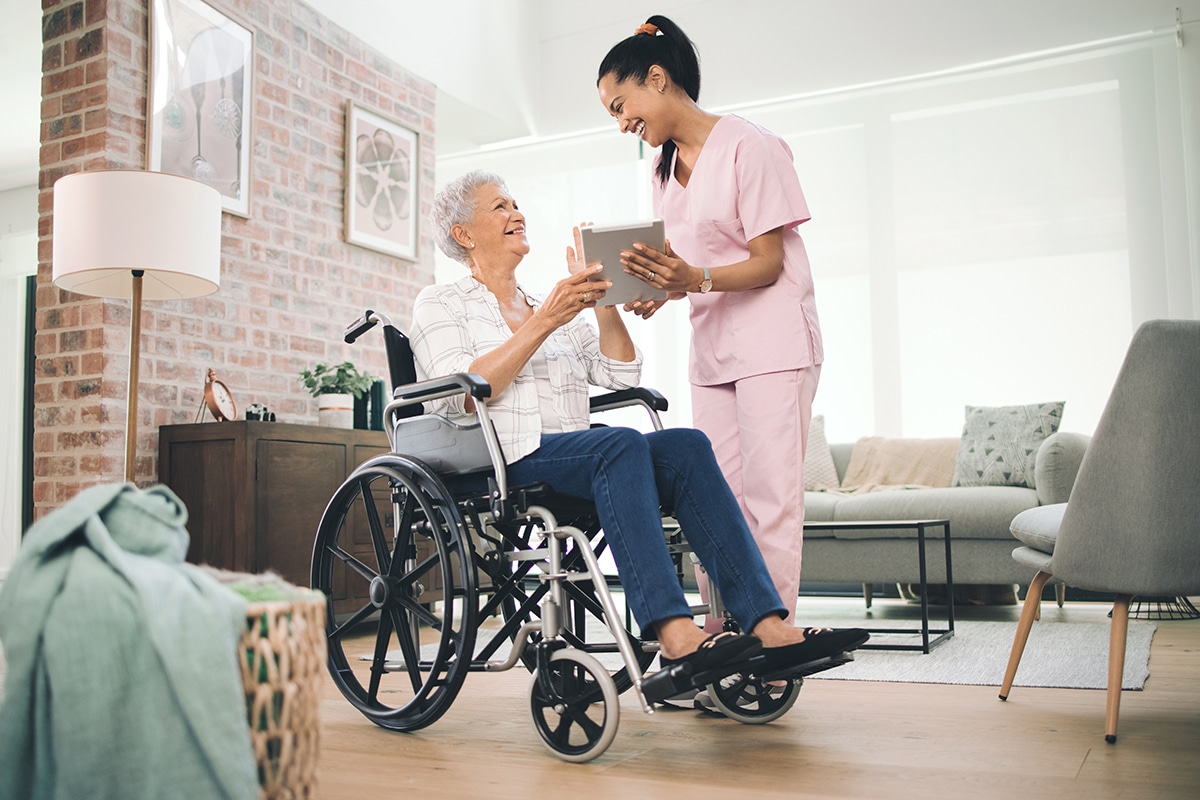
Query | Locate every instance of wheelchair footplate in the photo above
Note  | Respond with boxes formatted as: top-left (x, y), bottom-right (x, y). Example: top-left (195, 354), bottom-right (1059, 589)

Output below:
top-left (638, 649), bottom-right (856, 724)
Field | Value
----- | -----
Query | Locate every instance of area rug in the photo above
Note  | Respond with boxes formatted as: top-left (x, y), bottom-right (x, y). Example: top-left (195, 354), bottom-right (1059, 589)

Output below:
top-left (807, 619), bottom-right (1156, 690)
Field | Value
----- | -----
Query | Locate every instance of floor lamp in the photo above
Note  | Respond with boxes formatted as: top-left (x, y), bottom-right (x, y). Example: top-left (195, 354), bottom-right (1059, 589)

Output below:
top-left (52, 170), bottom-right (222, 483)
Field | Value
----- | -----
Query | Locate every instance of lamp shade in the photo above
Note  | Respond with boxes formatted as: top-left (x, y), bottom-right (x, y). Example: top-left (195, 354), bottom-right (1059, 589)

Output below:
top-left (52, 170), bottom-right (222, 300)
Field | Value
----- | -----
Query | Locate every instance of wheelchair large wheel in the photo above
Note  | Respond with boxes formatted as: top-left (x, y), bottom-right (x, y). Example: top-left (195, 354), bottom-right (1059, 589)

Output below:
top-left (530, 649), bottom-right (620, 763)
top-left (312, 456), bottom-right (477, 732)
top-left (706, 674), bottom-right (801, 724)
top-left (496, 523), bottom-right (656, 692)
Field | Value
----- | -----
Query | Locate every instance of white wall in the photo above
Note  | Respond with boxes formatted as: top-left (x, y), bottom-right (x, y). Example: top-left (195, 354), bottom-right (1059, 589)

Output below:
top-left (436, 22), bottom-right (1199, 443)
top-left (0, 184), bottom-right (37, 584)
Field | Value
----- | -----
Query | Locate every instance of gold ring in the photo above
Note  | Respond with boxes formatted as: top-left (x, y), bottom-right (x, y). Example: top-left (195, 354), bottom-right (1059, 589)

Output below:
top-left (582, 292), bottom-right (593, 303)
top-left (647, 271), bottom-right (656, 282)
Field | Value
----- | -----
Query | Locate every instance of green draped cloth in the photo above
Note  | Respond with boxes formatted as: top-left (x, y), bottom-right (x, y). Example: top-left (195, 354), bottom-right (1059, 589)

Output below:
top-left (0, 483), bottom-right (259, 800)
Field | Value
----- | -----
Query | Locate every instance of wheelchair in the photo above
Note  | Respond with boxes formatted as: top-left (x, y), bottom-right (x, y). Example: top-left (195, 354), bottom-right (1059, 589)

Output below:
top-left (311, 310), bottom-right (851, 762)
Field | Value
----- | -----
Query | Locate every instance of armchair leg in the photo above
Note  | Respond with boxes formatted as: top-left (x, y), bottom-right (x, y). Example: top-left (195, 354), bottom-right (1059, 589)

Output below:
top-left (1105, 594), bottom-right (1133, 744)
top-left (1000, 571), bottom-right (1052, 700)
top-left (1055, 583), bottom-right (1066, 608)
top-left (863, 583), bottom-right (873, 609)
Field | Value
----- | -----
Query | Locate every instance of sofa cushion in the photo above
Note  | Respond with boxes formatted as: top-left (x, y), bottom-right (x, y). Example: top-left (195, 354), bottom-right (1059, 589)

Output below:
top-left (1009, 503), bottom-right (1067, 554)
top-left (803, 414), bottom-right (840, 490)
top-left (1033, 432), bottom-right (1090, 505)
top-left (952, 401), bottom-right (1065, 489)
top-left (802, 490), bottom-right (840, 531)
top-left (839, 436), bottom-right (958, 491)
top-left (815, 485), bottom-right (1039, 540)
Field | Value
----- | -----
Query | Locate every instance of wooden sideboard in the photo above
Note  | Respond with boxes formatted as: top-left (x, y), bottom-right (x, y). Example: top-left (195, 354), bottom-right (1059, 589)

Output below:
top-left (158, 421), bottom-right (390, 610)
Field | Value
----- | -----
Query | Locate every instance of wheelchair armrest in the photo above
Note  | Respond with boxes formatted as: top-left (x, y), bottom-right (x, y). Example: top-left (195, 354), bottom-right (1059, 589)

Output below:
top-left (391, 372), bottom-right (492, 407)
top-left (589, 387), bottom-right (669, 415)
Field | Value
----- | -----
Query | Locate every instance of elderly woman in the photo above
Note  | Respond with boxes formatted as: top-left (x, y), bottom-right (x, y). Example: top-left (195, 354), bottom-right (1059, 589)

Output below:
top-left (410, 169), bottom-right (866, 676)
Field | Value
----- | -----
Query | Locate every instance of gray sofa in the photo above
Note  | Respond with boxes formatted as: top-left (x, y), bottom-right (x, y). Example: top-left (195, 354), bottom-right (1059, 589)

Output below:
top-left (799, 432), bottom-right (1091, 591)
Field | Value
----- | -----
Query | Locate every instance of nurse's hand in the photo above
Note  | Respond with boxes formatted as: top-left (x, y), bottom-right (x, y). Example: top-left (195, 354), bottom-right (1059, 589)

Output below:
top-left (624, 292), bottom-right (685, 319)
top-left (621, 239), bottom-right (703, 294)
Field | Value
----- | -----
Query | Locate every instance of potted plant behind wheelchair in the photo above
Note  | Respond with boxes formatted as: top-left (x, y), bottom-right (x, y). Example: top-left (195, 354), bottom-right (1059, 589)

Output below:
top-left (299, 361), bottom-right (374, 428)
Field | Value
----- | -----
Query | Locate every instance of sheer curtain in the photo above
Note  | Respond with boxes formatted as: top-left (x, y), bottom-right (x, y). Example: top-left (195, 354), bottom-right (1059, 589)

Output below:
top-left (435, 30), bottom-right (1197, 441)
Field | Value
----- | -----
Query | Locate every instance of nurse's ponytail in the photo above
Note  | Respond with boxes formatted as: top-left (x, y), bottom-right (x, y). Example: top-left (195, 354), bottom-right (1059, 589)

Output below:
top-left (598, 15), bottom-right (702, 187)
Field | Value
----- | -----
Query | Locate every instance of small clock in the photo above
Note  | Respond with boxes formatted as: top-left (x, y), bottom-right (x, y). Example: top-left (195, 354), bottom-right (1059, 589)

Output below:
top-left (203, 368), bottom-right (237, 422)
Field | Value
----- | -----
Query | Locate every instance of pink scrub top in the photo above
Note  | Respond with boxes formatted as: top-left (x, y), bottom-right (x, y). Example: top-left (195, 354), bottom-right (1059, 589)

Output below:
top-left (654, 114), bottom-right (824, 386)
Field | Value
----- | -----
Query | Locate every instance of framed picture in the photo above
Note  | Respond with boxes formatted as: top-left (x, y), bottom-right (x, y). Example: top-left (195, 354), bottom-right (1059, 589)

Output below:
top-left (147, 0), bottom-right (253, 218)
top-left (345, 102), bottom-right (419, 260)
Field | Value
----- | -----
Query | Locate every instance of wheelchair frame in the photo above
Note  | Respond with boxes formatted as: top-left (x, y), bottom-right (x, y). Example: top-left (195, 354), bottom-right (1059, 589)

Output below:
top-left (311, 310), bottom-right (834, 762)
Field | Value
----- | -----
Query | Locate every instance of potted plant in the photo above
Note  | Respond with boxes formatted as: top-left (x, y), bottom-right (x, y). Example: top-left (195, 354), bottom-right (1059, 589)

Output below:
top-left (299, 361), bottom-right (374, 428)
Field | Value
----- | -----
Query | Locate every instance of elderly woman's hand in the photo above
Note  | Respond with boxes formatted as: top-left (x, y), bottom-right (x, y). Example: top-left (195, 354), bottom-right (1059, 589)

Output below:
top-left (566, 224), bottom-right (592, 275)
top-left (620, 239), bottom-right (703, 295)
top-left (537, 264), bottom-right (611, 327)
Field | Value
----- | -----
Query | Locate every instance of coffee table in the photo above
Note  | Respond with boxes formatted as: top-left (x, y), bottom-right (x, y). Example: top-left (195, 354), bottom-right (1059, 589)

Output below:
top-left (802, 519), bottom-right (954, 654)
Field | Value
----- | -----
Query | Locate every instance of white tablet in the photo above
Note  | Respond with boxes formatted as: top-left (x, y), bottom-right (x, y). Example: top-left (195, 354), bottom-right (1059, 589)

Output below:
top-left (579, 219), bottom-right (669, 307)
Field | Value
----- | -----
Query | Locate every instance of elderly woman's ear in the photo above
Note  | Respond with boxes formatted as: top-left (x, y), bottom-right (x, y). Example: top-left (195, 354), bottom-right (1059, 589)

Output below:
top-left (451, 225), bottom-right (473, 252)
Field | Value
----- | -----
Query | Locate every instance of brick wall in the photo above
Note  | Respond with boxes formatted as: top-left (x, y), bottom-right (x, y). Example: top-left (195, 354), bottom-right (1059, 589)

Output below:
top-left (35, 0), bottom-right (436, 518)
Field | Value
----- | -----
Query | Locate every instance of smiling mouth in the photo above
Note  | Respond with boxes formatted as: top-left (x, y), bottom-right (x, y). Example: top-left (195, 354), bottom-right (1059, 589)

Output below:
top-left (506, 226), bottom-right (526, 235)
top-left (632, 121), bottom-right (645, 138)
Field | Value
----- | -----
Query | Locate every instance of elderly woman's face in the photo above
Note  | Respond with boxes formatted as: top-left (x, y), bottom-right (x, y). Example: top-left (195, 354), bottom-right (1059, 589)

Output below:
top-left (465, 183), bottom-right (528, 262)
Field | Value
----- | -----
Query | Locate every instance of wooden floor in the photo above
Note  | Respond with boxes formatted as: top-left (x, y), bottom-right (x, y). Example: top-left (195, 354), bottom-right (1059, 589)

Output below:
top-left (316, 596), bottom-right (1200, 800)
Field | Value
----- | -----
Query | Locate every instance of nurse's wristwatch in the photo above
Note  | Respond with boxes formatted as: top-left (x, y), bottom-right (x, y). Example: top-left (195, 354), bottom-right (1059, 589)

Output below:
top-left (697, 267), bottom-right (713, 293)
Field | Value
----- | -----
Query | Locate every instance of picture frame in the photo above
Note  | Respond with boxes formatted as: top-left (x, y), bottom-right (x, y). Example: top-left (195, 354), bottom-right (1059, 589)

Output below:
top-left (344, 102), bottom-right (419, 261)
top-left (147, 0), bottom-right (253, 218)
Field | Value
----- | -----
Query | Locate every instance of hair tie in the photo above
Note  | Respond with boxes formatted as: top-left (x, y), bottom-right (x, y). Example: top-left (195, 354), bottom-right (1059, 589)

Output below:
top-left (634, 22), bottom-right (659, 36)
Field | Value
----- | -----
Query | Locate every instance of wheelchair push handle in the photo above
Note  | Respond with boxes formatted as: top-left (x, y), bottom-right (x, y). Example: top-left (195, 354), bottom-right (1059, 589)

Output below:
top-left (344, 309), bottom-right (388, 344)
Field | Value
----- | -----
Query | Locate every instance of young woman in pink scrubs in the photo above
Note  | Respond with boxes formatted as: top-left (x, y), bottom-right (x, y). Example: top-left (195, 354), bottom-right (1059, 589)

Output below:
top-left (597, 15), bottom-right (823, 630)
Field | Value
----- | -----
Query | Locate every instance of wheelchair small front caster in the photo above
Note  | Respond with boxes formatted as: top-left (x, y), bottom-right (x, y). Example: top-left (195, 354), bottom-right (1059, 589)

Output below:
top-left (706, 673), bottom-right (801, 724)
top-left (529, 649), bottom-right (620, 762)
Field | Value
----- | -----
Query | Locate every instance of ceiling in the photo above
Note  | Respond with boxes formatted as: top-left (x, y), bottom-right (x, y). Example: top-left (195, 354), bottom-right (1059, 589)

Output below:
top-left (1, 0), bottom-right (1194, 194)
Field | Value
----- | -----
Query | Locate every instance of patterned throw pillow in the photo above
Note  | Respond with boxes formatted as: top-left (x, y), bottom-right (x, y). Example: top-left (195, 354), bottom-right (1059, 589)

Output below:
top-left (804, 414), bottom-right (840, 490)
top-left (951, 402), bottom-right (1066, 489)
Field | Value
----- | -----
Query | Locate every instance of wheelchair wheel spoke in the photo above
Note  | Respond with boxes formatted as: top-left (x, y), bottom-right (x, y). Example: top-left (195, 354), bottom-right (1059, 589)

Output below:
top-left (327, 600), bottom-right (377, 642)
top-left (326, 542), bottom-right (379, 584)
top-left (367, 610), bottom-right (395, 701)
top-left (388, 604), bottom-right (424, 695)
top-left (358, 479), bottom-right (391, 575)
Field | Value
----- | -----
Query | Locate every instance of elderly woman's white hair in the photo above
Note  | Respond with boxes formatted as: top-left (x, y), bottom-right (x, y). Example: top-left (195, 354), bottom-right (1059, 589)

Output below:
top-left (431, 169), bottom-right (509, 265)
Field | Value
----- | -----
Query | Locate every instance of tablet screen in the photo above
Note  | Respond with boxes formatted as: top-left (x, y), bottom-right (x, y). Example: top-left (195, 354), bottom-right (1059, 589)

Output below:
top-left (579, 220), bottom-right (669, 307)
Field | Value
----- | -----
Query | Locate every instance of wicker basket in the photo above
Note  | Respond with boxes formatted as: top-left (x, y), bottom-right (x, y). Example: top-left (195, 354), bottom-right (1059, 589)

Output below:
top-left (239, 597), bottom-right (326, 800)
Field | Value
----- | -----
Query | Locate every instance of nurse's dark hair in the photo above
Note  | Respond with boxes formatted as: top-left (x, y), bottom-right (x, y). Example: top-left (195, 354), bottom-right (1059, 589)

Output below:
top-left (597, 15), bottom-right (701, 187)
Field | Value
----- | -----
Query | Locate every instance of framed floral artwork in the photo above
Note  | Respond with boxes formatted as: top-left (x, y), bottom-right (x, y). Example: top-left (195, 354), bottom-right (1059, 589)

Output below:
top-left (147, 0), bottom-right (253, 217)
top-left (344, 102), bottom-right (419, 260)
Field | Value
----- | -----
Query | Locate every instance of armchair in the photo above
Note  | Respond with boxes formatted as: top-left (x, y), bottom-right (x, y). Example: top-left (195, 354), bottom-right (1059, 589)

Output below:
top-left (998, 319), bottom-right (1200, 743)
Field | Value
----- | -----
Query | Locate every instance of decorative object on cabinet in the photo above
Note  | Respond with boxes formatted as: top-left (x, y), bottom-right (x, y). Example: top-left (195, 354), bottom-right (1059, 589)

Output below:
top-left (299, 361), bottom-right (374, 429)
top-left (199, 367), bottom-right (237, 422)
top-left (353, 379), bottom-right (387, 431)
top-left (52, 170), bottom-right (222, 482)
top-left (147, 0), bottom-right (254, 217)
top-left (344, 101), bottom-right (419, 260)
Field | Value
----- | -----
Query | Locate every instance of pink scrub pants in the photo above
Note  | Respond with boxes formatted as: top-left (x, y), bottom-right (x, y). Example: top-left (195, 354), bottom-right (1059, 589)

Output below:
top-left (691, 365), bottom-right (821, 631)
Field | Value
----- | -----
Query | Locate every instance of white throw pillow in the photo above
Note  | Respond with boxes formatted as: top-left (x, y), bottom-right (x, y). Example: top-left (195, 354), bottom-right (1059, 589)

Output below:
top-left (804, 414), bottom-right (840, 490)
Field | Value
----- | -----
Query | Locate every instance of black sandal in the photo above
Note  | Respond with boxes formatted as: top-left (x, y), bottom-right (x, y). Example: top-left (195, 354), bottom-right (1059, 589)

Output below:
top-left (659, 631), bottom-right (763, 673)
top-left (759, 627), bottom-right (869, 669)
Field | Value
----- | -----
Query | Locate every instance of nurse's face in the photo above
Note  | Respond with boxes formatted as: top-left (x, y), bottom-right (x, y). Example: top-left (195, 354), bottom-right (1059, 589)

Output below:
top-left (597, 70), bottom-right (672, 148)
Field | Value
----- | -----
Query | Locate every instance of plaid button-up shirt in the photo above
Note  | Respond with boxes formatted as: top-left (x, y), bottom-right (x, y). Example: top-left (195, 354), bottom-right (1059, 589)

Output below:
top-left (411, 275), bottom-right (643, 463)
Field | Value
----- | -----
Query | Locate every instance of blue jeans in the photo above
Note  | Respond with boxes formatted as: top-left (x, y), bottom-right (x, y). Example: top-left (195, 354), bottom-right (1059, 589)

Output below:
top-left (505, 426), bottom-right (787, 633)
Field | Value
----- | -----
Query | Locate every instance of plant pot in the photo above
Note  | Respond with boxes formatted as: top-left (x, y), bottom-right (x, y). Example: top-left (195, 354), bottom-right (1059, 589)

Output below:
top-left (317, 393), bottom-right (353, 428)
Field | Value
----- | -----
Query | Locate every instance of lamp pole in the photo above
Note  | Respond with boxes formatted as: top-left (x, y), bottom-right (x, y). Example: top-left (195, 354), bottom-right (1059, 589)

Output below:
top-left (125, 269), bottom-right (144, 483)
